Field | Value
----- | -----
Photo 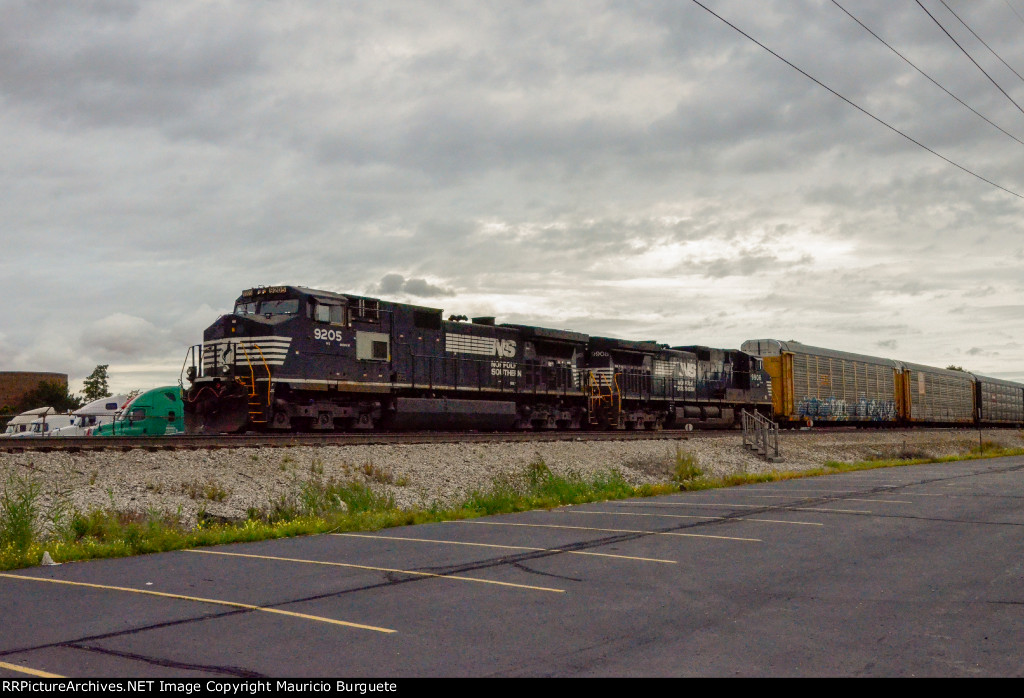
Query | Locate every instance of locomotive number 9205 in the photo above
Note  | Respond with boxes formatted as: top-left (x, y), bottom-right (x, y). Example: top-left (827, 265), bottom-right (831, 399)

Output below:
top-left (314, 328), bottom-right (345, 341)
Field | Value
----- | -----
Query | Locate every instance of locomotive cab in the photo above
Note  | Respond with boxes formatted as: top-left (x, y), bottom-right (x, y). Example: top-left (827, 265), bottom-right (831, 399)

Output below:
top-left (183, 285), bottom-right (327, 433)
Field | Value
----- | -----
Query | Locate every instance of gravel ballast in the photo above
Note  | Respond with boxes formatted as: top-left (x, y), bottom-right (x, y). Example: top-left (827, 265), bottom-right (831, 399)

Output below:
top-left (2, 429), bottom-right (1022, 523)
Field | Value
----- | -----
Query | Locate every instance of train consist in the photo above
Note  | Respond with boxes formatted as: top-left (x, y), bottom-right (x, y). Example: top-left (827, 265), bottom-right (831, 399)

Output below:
top-left (181, 285), bottom-right (1024, 434)
top-left (741, 340), bottom-right (1023, 428)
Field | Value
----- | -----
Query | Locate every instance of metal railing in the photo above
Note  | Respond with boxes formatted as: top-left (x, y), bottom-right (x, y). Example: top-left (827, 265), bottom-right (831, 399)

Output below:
top-left (742, 409), bottom-right (782, 461)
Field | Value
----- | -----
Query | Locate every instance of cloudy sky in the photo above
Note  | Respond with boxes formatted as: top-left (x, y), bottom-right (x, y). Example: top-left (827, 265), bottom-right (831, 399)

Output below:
top-left (2, 0), bottom-right (1023, 394)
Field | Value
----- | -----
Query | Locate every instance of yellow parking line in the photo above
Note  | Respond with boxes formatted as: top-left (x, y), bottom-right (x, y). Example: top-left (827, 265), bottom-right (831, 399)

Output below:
top-left (732, 494), bottom-right (912, 504)
top-left (743, 487), bottom-right (934, 498)
top-left (615, 500), bottom-right (873, 514)
top-left (334, 533), bottom-right (676, 564)
top-left (741, 488), bottom-right (877, 494)
top-left (562, 510), bottom-right (824, 527)
top-left (844, 498), bottom-right (912, 504)
top-left (745, 518), bottom-right (825, 526)
top-left (884, 492), bottom-right (947, 497)
top-left (0, 661), bottom-right (64, 678)
top-left (794, 507), bottom-right (873, 514)
top-left (0, 572), bottom-right (394, 633)
top-left (187, 549), bottom-right (565, 593)
top-left (457, 520), bottom-right (761, 542)
top-left (588, 509), bottom-right (724, 520)
top-left (630, 501), bottom-right (769, 509)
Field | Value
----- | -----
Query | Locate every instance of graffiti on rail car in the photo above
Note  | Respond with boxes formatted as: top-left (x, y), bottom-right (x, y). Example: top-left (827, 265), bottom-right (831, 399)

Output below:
top-left (797, 396), bottom-right (897, 421)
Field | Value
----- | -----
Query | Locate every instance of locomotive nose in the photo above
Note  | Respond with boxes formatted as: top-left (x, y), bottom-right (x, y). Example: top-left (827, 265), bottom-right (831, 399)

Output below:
top-left (206, 312), bottom-right (271, 340)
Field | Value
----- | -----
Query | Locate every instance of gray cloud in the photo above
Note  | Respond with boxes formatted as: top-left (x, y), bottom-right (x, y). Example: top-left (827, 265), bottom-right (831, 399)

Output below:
top-left (372, 274), bottom-right (455, 298)
top-left (1, 0), bottom-right (1022, 392)
top-left (963, 286), bottom-right (996, 298)
top-left (81, 314), bottom-right (163, 356)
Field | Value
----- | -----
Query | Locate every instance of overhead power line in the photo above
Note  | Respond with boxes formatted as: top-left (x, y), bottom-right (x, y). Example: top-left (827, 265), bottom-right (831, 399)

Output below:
top-left (1004, 0), bottom-right (1024, 28)
top-left (940, 0), bottom-right (1024, 84)
top-left (832, 0), bottom-right (1024, 149)
top-left (687, 0), bottom-right (1024, 200)
top-left (916, 0), bottom-right (1024, 117)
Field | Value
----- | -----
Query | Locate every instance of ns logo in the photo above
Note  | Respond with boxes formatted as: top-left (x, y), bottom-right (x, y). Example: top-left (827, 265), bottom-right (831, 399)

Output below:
top-left (494, 339), bottom-right (517, 358)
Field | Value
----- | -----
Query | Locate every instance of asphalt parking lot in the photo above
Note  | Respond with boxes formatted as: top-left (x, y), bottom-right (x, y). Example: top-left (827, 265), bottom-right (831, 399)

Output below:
top-left (2, 456), bottom-right (1023, 677)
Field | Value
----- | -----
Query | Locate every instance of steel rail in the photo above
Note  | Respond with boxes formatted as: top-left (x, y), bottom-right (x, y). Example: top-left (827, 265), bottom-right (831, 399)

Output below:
top-left (0, 425), bottom-right (947, 454)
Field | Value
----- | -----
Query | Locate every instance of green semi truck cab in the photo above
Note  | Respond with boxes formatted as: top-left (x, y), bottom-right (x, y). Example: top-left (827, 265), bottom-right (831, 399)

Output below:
top-left (92, 386), bottom-right (184, 436)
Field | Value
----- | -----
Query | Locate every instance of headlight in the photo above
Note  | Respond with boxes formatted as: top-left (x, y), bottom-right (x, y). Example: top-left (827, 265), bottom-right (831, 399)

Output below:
top-left (220, 365), bottom-right (232, 376)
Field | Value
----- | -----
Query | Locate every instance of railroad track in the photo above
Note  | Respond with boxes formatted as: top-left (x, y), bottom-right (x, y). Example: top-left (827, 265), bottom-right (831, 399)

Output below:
top-left (0, 430), bottom-right (735, 453)
top-left (0, 425), bottom-right (904, 453)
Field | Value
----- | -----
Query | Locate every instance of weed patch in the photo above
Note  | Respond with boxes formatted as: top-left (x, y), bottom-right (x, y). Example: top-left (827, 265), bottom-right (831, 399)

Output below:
top-left (0, 474), bottom-right (44, 551)
top-left (462, 458), bottom-right (654, 515)
top-left (361, 463), bottom-right (395, 484)
top-left (970, 440), bottom-right (1002, 455)
top-left (255, 476), bottom-right (396, 524)
top-left (672, 449), bottom-right (706, 490)
top-left (181, 479), bottom-right (231, 502)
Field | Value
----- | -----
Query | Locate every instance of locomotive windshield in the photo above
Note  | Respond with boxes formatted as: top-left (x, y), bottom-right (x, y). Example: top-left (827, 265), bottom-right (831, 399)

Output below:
top-left (233, 299), bottom-right (300, 316)
top-left (260, 299), bottom-right (300, 315)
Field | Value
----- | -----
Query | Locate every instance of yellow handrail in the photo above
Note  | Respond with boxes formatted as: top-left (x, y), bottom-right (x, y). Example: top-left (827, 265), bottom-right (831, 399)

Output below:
top-left (251, 344), bottom-right (273, 406)
top-left (235, 343), bottom-right (273, 405)
top-left (584, 370), bottom-right (621, 425)
top-left (234, 343), bottom-right (258, 397)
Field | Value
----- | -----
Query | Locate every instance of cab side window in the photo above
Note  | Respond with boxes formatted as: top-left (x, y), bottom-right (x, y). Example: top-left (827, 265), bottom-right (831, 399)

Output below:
top-left (312, 302), bottom-right (346, 325)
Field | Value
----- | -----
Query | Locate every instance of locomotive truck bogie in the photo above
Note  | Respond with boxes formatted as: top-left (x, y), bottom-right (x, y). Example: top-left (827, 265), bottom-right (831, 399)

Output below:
top-left (515, 403), bottom-right (584, 430)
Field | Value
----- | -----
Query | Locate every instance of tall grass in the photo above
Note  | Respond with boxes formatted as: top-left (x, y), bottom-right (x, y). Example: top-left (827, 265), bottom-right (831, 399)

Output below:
top-left (462, 459), bottom-right (642, 515)
top-left (0, 474), bottom-right (44, 552)
top-left (672, 448), bottom-right (706, 490)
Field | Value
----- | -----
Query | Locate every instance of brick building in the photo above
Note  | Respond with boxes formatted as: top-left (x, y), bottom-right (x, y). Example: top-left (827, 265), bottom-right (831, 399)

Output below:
top-left (0, 372), bottom-right (69, 411)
